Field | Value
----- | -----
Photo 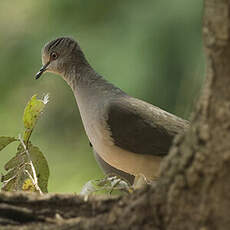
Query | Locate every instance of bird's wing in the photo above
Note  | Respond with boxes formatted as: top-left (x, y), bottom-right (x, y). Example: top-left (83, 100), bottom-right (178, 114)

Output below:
top-left (105, 96), bottom-right (189, 156)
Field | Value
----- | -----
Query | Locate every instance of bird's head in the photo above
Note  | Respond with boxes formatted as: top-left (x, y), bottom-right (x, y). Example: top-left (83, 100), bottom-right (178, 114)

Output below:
top-left (35, 37), bottom-right (87, 79)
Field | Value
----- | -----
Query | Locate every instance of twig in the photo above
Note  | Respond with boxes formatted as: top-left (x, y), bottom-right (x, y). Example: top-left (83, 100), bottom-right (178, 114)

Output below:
top-left (18, 134), bottom-right (43, 194)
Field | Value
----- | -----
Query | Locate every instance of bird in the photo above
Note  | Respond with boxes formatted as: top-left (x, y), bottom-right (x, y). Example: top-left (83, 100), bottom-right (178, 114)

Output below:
top-left (35, 37), bottom-right (189, 184)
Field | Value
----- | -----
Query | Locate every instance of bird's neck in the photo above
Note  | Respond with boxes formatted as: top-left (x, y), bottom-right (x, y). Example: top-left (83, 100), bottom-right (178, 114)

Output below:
top-left (62, 61), bottom-right (126, 109)
top-left (61, 61), bottom-right (127, 142)
top-left (63, 63), bottom-right (101, 90)
top-left (63, 61), bottom-right (124, 96)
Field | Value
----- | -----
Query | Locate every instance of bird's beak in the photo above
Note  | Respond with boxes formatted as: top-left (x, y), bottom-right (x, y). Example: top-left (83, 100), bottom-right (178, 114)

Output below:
top-left (35, 61), bottom-right (50, 79)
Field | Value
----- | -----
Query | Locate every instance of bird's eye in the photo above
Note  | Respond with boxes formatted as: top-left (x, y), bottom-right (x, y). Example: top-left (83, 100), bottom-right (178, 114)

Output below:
top-left (50, 52), bottom-right (58, 60)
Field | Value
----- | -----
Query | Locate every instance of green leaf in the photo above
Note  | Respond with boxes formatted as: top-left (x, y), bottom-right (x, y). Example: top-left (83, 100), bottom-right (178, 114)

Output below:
top-left (4, 150), bottom-right (26, 171)
top-left (28, 144), bottom-right (49, 193)
top-left (1, 168), bottom-right (17, 182)
top-left (1, 143), bottom-right (49, 193)
top-left (1, 177), bottom-right (17, 192)
top-left (23, 95), bottom-right (45, 129)
top-left (23, 94), bottom-right (49, 143)
top-left (0, 136), bottom-right (16, 151)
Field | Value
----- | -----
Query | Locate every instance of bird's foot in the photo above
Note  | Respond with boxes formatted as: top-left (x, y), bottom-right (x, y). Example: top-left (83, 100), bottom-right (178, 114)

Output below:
top-left (132, 174), bottom-right (150, 190)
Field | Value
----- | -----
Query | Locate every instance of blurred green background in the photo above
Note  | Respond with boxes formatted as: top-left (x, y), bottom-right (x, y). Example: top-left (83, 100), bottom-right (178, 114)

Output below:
top-left (0, 0), bottom-right (204, 193)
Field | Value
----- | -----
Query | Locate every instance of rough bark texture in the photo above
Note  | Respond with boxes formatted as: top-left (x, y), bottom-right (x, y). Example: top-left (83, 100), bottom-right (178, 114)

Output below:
top-left (1, 0), bottom-right (230, 229)
top-left (155, 1), bottom-right (230, 229)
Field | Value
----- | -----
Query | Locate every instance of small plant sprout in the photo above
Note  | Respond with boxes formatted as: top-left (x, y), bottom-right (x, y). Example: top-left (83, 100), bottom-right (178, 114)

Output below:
top-left (0, 95), bottom-right (50, 193)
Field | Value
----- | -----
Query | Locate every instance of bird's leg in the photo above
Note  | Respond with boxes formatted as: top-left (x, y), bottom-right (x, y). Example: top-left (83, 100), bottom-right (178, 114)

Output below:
top-left (132, 174), bottom-right (150, 190)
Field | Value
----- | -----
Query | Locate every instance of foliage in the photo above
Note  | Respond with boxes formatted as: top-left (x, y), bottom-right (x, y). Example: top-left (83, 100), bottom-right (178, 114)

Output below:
top-left (80, 175), bottom-right (132, 196)
top-left (0, 95), bottom-right (49, 193)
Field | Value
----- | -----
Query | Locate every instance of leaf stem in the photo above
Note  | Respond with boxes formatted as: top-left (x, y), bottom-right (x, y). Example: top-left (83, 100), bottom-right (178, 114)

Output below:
top-left (18, 134), bottom-right (43, 194)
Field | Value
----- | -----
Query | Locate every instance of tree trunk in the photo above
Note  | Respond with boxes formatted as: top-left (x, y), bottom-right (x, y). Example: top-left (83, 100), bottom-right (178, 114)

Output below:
top-left (1, 0), bottom-right (230, 229)
top-left (156, 0), bottom-right (230, 229)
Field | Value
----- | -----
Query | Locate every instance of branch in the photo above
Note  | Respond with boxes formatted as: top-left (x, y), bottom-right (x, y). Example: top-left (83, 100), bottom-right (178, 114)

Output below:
top-left (18, 135), bottom-right (42, 195)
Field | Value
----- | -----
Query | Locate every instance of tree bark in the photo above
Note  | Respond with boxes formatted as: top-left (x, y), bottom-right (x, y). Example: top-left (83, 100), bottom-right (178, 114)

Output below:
top-left (1, 0), bottom-right (230, 229)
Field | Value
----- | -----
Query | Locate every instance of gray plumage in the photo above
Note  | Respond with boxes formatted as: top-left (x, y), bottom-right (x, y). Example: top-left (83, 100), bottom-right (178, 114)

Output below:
top-left (36, 37), bottom-right (189, 183)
